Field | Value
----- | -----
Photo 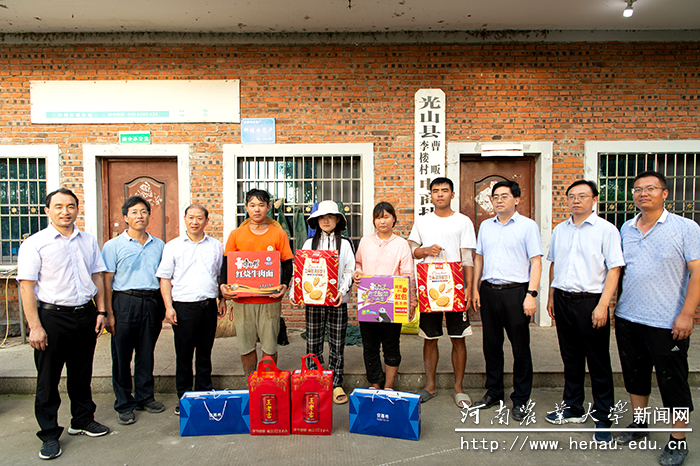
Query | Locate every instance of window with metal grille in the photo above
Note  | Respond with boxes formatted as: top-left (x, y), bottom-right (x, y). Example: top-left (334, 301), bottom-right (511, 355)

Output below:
top-left (235, 154), bottom-right (362, 248)
top-left (1, 157), bottom-right (48, 264)
top-left (598, 152), bottom-right (700, 228)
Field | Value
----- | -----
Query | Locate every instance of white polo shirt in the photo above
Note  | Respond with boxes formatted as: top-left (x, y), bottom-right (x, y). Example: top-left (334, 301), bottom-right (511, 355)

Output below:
top-left (156, 233), bottom-right (223, 302)
top-left (16, 224), bottom-right (107, 306)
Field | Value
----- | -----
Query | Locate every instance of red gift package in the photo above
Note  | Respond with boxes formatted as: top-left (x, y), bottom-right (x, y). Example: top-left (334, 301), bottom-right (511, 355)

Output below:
top-left (416, 255), bottom-right (466, 313)
top-left (291, 353), bottom-right (333, 435)
top-left (227, 251), bottom-right (281, 297)
top-left (292, 250), bottom-right (339, 306)
top-left (248, 356), bottom-right (291, 435)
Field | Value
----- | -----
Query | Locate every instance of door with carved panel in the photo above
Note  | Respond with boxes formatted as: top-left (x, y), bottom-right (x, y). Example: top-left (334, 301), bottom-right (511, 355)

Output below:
top-left (460, 155), bottom-right (535, 321)
top-left (460, 156), bottom-right (535, 234)
top-left (101, 158), bottom-right (179, 245)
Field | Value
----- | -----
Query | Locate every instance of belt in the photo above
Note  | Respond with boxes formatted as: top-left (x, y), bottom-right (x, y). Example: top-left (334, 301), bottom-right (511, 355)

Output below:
top-left (37, 301), bottom-right (94, 313)
top-left (556, 289), bottom-right (601, 299)
top-left (174, 298), bottom-right (217, 308)
top-left (483, 281), bottom-right (528, 290)
top-left (117, 289), bottom-right (159, 299)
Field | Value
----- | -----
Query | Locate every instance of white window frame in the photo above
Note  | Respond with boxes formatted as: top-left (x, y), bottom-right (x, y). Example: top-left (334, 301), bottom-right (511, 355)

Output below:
top-left (0, 145), bottom-right (60, 269)
top-left (222, 143), bottom-right (374, 240)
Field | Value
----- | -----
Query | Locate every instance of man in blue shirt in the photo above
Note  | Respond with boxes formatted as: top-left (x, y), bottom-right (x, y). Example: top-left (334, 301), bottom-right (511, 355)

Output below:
top-left (103, 196), bottom-right (166, 425)
top-left (472, 180), bottom-right (543, 422)
top-left (546, 180), bottom-right (624, 444)
top-left (614, 171), bottom-right (700, 466)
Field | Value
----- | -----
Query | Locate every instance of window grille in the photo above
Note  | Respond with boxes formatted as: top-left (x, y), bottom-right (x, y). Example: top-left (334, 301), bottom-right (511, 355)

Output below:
top-left (235, 154), bottom-right (362, 248)
top-left (1, 157), bottom-right (48, 264)
top-left (598, 152), bottom-right (699, 228)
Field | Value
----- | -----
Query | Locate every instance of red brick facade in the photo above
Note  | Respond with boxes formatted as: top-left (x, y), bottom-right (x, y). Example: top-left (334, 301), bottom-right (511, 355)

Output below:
top-left (1, 40), bottom-right (699, 328)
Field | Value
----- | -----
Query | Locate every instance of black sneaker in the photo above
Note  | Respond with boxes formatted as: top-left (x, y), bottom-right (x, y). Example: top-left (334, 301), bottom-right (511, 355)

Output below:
top-left (136, 400), bottom-right (165, 414)
top-left (592, 424), bottom-right (613, 444)
top-left (615, 422), bottom-right (648, 445)
top-left (67, 420), bottom-right (110, 437)
top-left (38, 440), bottom-right (61, 460)
top-left (659, 441), bottom-right (689, 466)
top-left (174, 404), bottom-right (180, 416)
top-left (545, 409), bottom-right (586, 425)
top-left (117, 411), bottom-right (136, 425)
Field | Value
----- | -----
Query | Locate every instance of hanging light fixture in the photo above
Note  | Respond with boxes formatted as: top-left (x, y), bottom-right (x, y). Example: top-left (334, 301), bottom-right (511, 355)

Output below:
top-left (623, 0), bottom-right (636, 18)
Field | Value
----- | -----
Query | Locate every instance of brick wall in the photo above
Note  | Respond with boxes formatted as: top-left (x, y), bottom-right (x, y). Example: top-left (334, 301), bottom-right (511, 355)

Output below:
top-left (1, 40), bottom-right (699, 327)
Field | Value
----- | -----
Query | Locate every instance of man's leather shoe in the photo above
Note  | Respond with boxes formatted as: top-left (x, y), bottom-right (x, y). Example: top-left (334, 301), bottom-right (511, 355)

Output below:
top-left (472, 394), bottom-right (501, 410)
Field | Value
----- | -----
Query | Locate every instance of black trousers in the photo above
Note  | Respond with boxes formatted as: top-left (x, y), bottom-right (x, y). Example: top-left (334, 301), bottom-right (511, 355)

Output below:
top-left (111, 291), bottom-right (164, 413)
top-left (359, 321), bottom-right (402, 386)
top-left (553, 289), bottom-right (614, 426)
top-left (34, 302), bottom-right (98, 441)
top-left (480, 283), bottom-right (533, 406)
top-left (172, 299), bottom-right (217, 398)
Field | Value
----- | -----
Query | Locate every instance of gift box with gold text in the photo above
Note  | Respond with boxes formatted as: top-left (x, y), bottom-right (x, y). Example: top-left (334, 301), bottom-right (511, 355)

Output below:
top-left (248, 357), bottom-right (291, 435)
top-left (291, 354), bottom-right (333, 435)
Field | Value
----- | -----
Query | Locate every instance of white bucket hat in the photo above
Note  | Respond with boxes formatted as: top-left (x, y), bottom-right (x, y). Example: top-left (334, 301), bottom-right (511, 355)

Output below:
top-left (307, 200), bottom-right (347, 231)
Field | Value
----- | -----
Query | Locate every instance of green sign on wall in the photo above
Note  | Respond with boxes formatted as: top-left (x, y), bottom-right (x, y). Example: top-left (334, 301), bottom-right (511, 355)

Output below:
top-left (119, 131), bottom-right (151, 144)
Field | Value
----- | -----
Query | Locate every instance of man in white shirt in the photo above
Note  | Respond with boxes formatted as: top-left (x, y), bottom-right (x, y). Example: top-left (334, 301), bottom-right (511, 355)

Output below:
top-left (156, 204), bottom-right (223, 414)
top-left (409, 177), bottom-right (476, 409)
top-left (17, 188), bottom-right (110, 461)
top-left (546, 180), bottom-right (624, 444)
top-left (472, 180), bottom-right (543, 422)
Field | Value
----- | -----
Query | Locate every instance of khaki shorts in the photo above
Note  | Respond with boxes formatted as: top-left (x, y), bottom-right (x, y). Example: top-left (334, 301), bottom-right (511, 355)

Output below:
top-left (232, 301), bottom-right (281, 355)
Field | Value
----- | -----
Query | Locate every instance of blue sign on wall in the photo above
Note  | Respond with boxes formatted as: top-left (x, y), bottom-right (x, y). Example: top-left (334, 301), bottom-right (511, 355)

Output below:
top-left (241, 118), bottom-right (275, 144)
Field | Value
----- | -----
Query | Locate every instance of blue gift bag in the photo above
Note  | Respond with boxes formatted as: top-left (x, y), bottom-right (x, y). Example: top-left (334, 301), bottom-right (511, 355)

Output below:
top-left (348, 389), bottom-right (421, 441)
top-left (180, 389), bottom-right (250, 436)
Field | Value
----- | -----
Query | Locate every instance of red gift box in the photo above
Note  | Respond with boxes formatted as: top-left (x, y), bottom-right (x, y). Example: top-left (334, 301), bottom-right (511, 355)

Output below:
top-left (227, 251), bottom-right (281, 297)
top-left (416, 255), bottom-right (465, 313)
top-left (291, 354), bottom-right (333, 435)
top-left (292, 250), bottom-right (339, 306)
top-left (248, 356), bottom-right (291, 435)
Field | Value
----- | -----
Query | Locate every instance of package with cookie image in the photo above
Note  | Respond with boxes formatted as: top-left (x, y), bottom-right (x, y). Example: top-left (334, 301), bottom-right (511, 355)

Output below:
top-left (292, 250), bottom-right (339, 306)
top-left (357, 275), bottom-right (411, 324)
top-left (416, 258), bottom-right (465, 313)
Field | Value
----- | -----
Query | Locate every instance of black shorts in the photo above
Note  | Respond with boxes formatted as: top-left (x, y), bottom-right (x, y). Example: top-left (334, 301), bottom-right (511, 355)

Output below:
top-left (615, 316), bottom-right (693, 411)
top-left (419, 311), bottom-right (471, 339)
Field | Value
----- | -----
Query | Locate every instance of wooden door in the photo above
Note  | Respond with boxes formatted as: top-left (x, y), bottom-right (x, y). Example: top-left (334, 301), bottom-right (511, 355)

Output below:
top-left (101, 158), bottom-right (179, 244)
top-left (460, 156), bottom-right (535, 235)
top-left (460, 155), bottom-right (535, 322)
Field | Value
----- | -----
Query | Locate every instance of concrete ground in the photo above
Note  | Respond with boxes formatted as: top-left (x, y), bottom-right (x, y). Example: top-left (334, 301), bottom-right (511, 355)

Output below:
top-left (0, 389), bottom-right (696, 466)
top-left (0, 325), bottom-right (698, 465)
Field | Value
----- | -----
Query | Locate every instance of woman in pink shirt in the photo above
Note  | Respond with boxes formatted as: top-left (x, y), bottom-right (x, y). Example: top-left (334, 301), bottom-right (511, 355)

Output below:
top-left (353, 202), bottom-right (416, 390)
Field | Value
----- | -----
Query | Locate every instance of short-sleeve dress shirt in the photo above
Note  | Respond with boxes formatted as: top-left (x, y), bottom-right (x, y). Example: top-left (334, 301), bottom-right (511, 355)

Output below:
top-left (156, 234), bottom-right (223, 302)
top-left (547, 213), bottom-right (625, 293)
top-left (16, 224), bottom-right (107, 306)
top-left (616, 210), bottom-right (700, 329)
top-left (102, 231), bottom-right (165, 291)
top-left (476, 211), bottom-right (543, 284)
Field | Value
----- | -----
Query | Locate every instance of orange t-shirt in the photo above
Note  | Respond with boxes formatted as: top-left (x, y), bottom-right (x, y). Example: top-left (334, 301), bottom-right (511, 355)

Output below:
top-left (225, 223), bottom-right (293, 304)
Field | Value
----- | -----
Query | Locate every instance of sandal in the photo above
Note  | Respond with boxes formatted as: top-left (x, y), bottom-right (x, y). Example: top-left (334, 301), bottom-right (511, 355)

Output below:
top-left (333, 387), bottom-right (348, 405)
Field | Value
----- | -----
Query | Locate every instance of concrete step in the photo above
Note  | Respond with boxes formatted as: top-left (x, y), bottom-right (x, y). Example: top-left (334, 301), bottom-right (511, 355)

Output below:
top-left (1, 326), bottom-right (699, 395)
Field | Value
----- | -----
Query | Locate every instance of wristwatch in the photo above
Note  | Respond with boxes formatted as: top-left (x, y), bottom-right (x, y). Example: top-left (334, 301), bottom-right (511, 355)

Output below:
top-left (526, 290), bottom-right (538, 298)
top-left (97, 311), bottom-right (107, 317)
